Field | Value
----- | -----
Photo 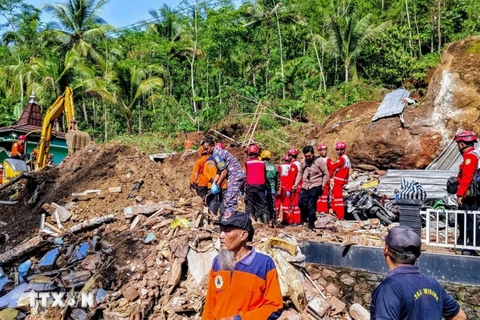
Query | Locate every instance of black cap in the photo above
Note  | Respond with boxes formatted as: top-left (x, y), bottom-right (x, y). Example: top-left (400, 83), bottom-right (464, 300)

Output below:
top-left (215, 212), bottom-right (254, 241)
top-left (385, 226), bottom-right (422, 256)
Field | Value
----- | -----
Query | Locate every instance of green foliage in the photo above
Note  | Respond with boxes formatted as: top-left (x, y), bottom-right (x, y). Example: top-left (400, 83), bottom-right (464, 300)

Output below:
top-left (0, 0), bottom-right (476, 144)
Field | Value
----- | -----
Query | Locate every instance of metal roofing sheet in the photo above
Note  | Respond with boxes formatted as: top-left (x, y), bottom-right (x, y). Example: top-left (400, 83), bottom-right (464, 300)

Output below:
top-left (426, 140), bottom-right (480, 170)
top-left (377, 169), bottom-right (456, 199)
top-left (372, 89), bottom-right (410, 122)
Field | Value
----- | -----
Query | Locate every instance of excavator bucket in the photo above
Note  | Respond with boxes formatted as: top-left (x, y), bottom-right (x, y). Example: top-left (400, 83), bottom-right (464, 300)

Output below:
top-left (65, 130), bottom-right (91, 154)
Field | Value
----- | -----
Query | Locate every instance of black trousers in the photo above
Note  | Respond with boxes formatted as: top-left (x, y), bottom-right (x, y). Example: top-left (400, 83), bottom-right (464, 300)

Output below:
top-left (266, 192), bottom-right (276, 221)
top-left (196, 185), bottom-right (208, 198)
top-left (299, 186), bottom-right (323, 226)
top-left (458, 197), bottom-right (480, 246)
top-left (245, 185), bottom-right (269, 223)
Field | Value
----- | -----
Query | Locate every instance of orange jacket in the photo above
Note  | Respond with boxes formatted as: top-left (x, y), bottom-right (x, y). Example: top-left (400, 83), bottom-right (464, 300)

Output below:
top-left (190, 155), bottom-right (209, 187)
top-left (10, 142), bottom-right (24, 157)
top-left (204, 157), bottom-right (227, 189)
top-left (202, 249), bottom-right (283, 320)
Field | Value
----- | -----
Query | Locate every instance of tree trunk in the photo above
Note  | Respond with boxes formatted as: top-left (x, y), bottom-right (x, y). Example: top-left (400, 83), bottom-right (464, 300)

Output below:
top-left (344, 61), bottom-right (349, 83)
top-left (311, 31), bottom-right (326, 91)
top-left (274, 4), bottom-right (285, 100)
top-left (82, 100), bottom-right (88, 123)
top-left (437, 0), bottom-right (442, 52)
top-left (404, 0), bottom-right (413, 49)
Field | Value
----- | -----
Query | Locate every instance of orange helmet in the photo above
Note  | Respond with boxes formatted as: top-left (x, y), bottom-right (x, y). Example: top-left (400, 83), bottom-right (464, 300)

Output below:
top-left (18, 135), bottom-right (27, 141)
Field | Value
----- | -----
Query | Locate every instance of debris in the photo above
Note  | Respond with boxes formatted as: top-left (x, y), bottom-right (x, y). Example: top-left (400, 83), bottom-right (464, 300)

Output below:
top-left (124, 203), bottom-right (166, 219)
top-left (122, 286), bottom-right (139, 302)
top-left (0, 308), bottom-right (19, 320)
top-left (307, 295), bottom-right (331, 318)
top-left (44, 222), bottom-right (63, 235)
top-left (186, 247), bottom-right (217, 284)
top-left (38, 248), bottom-right (60, 271)
top-left (0, 237), bottom-right (46, 265)
top-left (330, 296), bottom-right (346, 315)
top-left (62, 270), bottom-right (91, 288)
top-left (75, 242), bottom-right (90, 260)
top-left (127, 179), bottom-right (144, 199)
top-left (349, 303), bottom-right (371, 320)
top-left (70, 309), bottom-right (88, 320)
top-left (68, 214), bottom-right (115, 233)
top-left (144, 233), bottom-right (156, 244)
top-left (108, 186), bottom-right (122, 193)
top-left (51, 202), bottom-right (72, 223)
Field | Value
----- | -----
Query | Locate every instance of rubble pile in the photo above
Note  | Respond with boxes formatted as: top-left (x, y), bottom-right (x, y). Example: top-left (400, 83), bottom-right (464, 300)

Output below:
top-left (0, 142), bottom-right (389, 319)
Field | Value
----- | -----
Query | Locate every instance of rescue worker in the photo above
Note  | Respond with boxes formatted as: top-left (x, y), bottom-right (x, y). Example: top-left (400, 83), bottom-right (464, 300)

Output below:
top-left (371, 226), bottom-right (466, 320)
top-left (454, 130), bottom-right (480, 248)
top-left (10, 135), bottom-right (27, 159)
top-left (261, 150), bottom-right (280, 224)
top-left (282, 148), bottom-right (302, 225)
top-left (189, 146), bottom-right (210, 198)
top-left (202, 212), bottom-right (283, 319)
top-left (204, 154), bottom-right (227, 217)
top-left (294, 146), bottom-right (329, 229)
top-left (276, 154), bottom-right (290, 221)
top-left (330, 142), bottom-right (350, 219)
top-left (244, 144), bottom-right (269, 224)
top-left (316, 144), bottom-right (334, 214)
top-left (202, 138), bottom-right (246, 218)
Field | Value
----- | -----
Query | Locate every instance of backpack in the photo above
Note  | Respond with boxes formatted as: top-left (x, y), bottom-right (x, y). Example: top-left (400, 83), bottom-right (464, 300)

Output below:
top-left (466, 150), bottom-right (480, 198)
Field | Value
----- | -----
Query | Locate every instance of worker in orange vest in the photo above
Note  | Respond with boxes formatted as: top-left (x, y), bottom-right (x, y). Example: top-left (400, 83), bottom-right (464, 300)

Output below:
top-left (330, 142), bottom-right (350, 219)
top-left (10, 135), bottom-right (27, 159)
top-left (190, 146), bottom-right (210, 198)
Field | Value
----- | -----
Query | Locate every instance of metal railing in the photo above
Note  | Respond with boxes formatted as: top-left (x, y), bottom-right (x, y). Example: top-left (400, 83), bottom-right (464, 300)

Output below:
top-left (422, 209), bottom-right (480, 250)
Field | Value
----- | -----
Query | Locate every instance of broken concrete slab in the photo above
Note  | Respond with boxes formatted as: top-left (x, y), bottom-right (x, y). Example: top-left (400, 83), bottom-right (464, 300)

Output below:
top-left (123, 203), bottom-right (167, 219)
top-left (68, 214), bottom-right (115, 233)
top-left (307, 295), bottom-right (330, 318)
top-left (330, 296), bottom-right (346, 315)
top-left (186, 247), bottom-right (217, 284)
top-left (108, 187), bottom-right (122, 193)
top-left (350, 303), bottom-right (370, 320)
top-left (51, 202), bottom-right (72, 223)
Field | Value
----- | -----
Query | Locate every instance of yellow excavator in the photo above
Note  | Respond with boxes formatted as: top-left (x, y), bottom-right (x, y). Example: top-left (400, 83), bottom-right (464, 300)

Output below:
top-left (2, 87), bottom-right (90, 184)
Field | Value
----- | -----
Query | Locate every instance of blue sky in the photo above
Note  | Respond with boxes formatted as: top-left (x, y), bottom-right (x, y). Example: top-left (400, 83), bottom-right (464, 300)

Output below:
top-left (26, 0), bottom-right (183, 28)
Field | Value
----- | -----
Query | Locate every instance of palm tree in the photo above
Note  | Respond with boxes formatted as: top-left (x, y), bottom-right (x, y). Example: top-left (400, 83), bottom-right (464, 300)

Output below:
top-left (42, 0), bottom-right (113, 63)
top-left (314, 11), bottom-right (390, 82)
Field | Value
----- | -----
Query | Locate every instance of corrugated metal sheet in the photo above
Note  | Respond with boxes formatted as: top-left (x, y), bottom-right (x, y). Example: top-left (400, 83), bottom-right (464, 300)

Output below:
top-left (372, 89), bottom-right (410, 122)
top-left (377, 169), bottom-right (456, 199)
top-left (426, 140), bottom-right (480, 170)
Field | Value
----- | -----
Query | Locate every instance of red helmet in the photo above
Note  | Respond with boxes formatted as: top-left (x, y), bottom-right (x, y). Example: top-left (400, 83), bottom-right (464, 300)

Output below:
top-left (335, 141), bottom-right (347, 150)
top-left (216, 142), bottom-right (226, 149)
top-left (317, 144), bottom-right (328, 151)
top-left (247, 144), bottom-right (259, 155)
top-left (18, 135), bottom-right (27, 141)
top-left (455, 131), bottom-right (477, 143)
top-left (287, 148), bottom-right (299, 156)
top-left (282, 154), bottom-right (290, 162)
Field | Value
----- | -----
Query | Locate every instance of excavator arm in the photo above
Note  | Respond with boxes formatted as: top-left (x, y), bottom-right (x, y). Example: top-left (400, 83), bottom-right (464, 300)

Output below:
top-left (35, 87), bottom-right (90, 170)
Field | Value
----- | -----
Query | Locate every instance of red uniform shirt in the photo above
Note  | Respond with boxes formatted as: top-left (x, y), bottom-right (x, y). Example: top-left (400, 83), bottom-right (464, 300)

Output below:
top-left (331, 154), bottom-right (350, 184)
top-left (456, 147), bottom-right (479, 197)
top-left (278, 164), bottom-right (290, 189)
top-left (285, 160), bottom-right (302, 191)
top-left (245, 158), bottom-right (266, 186)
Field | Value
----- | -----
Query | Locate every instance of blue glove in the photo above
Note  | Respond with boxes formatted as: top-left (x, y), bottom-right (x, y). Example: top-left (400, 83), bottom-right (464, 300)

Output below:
top-left (264, 190), bottom-right (268, 196)
top-left (286, 191), bottom-right (291, 197)
top-left (211, 182), bottom-right (220, 195)
top-left (240, 191), bottom-right (245, 197)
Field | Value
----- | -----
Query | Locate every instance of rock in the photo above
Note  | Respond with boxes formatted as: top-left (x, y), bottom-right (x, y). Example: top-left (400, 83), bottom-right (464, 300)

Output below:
top-left (81, 254), bottom-right (102, 270)
top-left (326, 283), bottom-right (340, 297)
top-left (340, 274), bottom-right (355, 286)
top-left (322, 269), bottom-right (337, 279)
top-left (0, 308), bottom-right (19, 320)
top-left (309, 271), bottom-right (322, 281)
top-left (62, 270), bottom-right (91, 288)
top-left (354, 283), bottom-right (370, 294)
top-left (330, 296), bottom-right (346, 315)
top-left (51, 202), bottom-right (72, 223)
top-left (307, 296), bottom-right (330, 318)
top-left (108, 187), bottom-right (122, 193)
top-left (122, 287), bottom-right (139, 302)
top-left (70, 309), bottom-right (88, 320)
top-left (349, 303), bottom-right (370, 320)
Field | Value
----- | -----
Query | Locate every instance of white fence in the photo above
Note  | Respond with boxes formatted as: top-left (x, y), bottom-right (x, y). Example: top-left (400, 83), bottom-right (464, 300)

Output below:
top-left (422, 209), bottom-right (480, 250)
